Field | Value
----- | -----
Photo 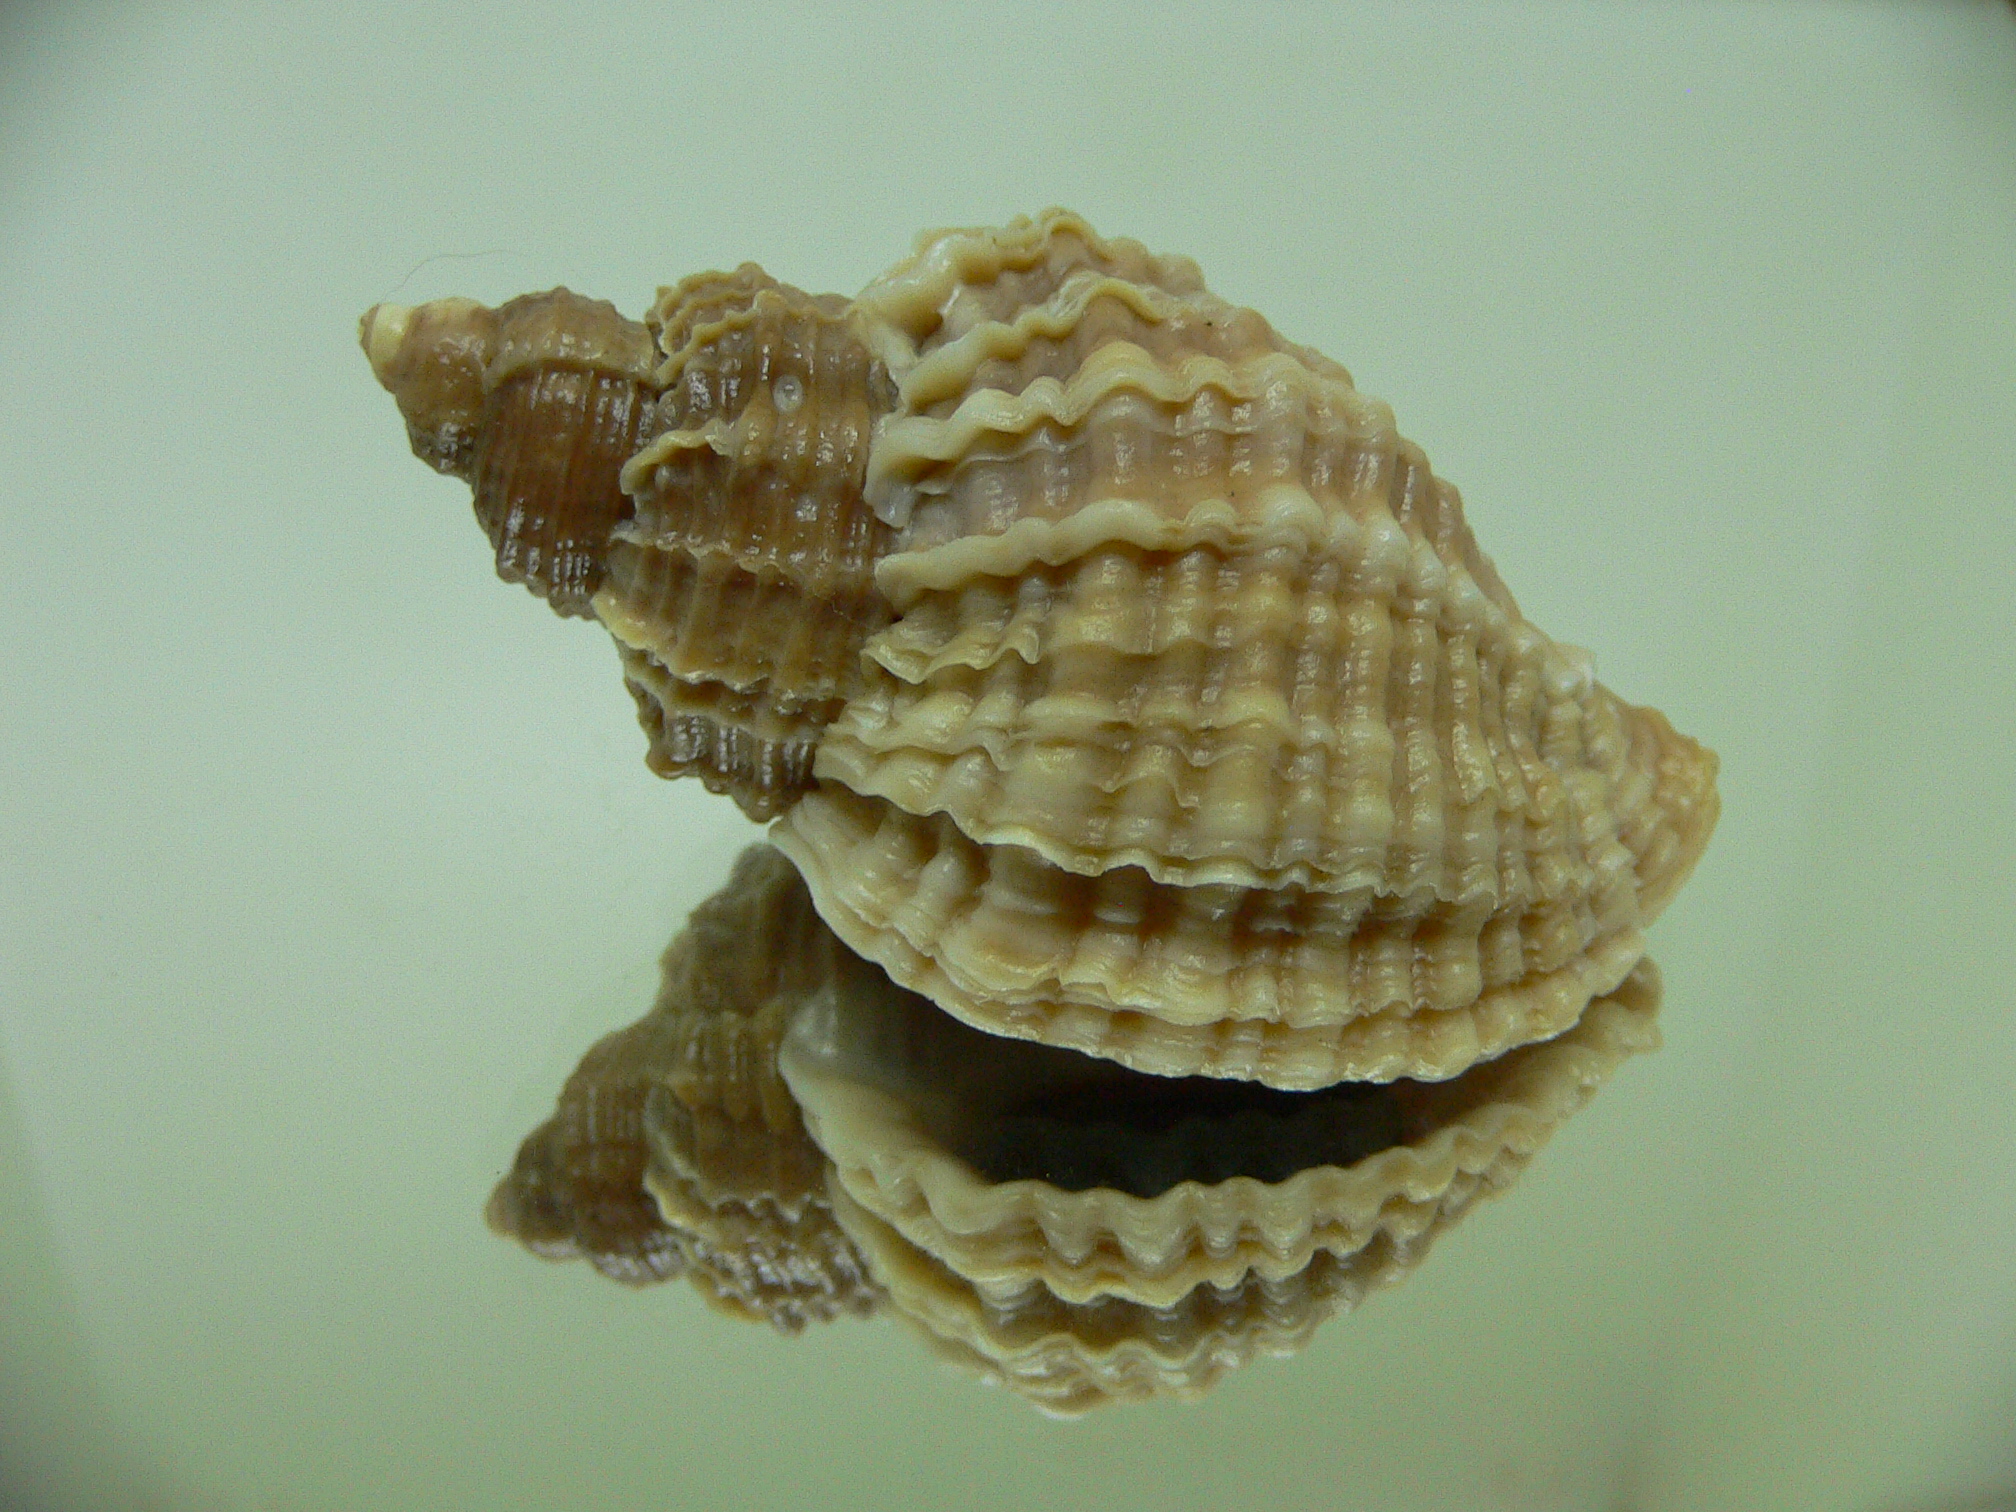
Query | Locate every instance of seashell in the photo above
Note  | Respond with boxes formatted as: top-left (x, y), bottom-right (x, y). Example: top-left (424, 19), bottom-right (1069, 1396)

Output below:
top-left (364, 209), bottom-right (1715, 1090)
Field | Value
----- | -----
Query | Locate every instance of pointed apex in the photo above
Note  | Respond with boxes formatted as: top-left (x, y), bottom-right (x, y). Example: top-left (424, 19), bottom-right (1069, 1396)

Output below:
top-left (357, 296), bottom-right (497, 477)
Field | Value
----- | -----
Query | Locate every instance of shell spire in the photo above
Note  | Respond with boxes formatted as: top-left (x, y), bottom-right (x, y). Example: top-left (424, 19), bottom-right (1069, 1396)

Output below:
top-left (361, 272), bottom-right (898, 816)
top-left (362, 290), bottom-right (659, 616)
top-left (486, 847), bottom-right (882, 1329)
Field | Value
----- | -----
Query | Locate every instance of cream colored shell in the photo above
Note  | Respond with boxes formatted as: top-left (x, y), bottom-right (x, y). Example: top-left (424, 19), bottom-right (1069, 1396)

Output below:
top-left (363, 208), bottom-right (1716, 1089)
top-left (365, 213), bottom-right (1716, 1409)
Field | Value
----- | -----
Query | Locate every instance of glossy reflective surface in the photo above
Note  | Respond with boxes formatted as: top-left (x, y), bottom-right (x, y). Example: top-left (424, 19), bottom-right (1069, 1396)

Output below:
top-left (3, 5), bottom-right (2013, 1510)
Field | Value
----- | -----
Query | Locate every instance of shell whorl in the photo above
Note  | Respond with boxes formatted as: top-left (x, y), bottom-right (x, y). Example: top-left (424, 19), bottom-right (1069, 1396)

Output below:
top-left (605, 267), bottom-right (896, 816)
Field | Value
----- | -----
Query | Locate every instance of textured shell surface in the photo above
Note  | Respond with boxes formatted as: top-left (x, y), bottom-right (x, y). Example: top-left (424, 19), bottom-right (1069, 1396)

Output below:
top-left (363, 207), bottom-right (1717, 1091)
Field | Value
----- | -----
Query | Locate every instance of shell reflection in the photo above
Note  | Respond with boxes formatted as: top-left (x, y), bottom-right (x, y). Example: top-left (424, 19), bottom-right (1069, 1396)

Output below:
top-left (485, 847), bottom-right (879, 1329)
top-left (490, 847), bottom-right (1659, 1412)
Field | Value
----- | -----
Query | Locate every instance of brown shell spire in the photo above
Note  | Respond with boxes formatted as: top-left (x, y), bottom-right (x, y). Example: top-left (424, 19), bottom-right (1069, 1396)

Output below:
top-left (361, 290), bottom-right (659, 616)
top-left (362, 272), bottom-right (898, 816)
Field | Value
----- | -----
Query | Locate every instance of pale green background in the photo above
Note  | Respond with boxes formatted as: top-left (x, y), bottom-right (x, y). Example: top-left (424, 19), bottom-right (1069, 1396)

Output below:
top-left (2, 4), bottom-right (2013, 1510)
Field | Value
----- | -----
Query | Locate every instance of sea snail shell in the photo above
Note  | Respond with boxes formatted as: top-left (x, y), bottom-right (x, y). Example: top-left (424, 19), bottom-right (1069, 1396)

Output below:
top-left (362, 209), bottom-right (1717, 1091)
